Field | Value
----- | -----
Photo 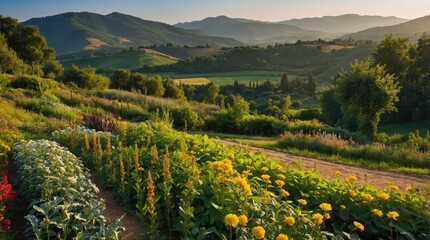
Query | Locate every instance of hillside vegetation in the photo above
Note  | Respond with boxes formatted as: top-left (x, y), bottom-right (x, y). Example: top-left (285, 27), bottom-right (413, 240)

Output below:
top-left (60, 49), bottom-right (178, 69)
top-left (343, 15), bottom-right (430, 42)
top-left (280, 14), bottom-right (408, 34)
top-left (22, 12), bottom-right (242, 55)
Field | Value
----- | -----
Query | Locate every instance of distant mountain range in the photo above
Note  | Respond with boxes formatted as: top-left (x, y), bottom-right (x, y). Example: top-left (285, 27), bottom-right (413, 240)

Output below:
top-left (342, 15), bottom-right (430, 41)
top-left (280, 14), bottom-right (408, 34)
top-left (175, 16), bottom-right (331, 44)
top-left (175, 14), bottom-right (408, 44)
top-left (20, 11), bottom-right (430, 57)
top-left (22, 12), bottom-right (241, 55)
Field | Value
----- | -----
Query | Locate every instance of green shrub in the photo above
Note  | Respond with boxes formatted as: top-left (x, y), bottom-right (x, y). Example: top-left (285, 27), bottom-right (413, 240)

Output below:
top-left (239, 115), bottom-right (288, 136)
top-left (10, 75), bottom-right (57, 93)
top-left (171, 107), bottom-right (204, 131)
top-left (0, 74), bottom-right (11, 91)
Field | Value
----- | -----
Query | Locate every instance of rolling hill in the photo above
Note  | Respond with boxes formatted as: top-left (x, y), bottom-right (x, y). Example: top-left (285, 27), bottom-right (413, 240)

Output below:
top-left (280, 14), bottom-right (408, 35)
top-left (175, 16), bottom-right (332, 44)
top-left (59, 48), bottom-right (178, 69)
top-left (342, 15), bottom-right (430, 42)
top-left (22, 12), bottom-right (242, 56)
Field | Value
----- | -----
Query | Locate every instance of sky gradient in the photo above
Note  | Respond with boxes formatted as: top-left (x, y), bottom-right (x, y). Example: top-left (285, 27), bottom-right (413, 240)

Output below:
top-left (1, 0), bottom-right (429, 24)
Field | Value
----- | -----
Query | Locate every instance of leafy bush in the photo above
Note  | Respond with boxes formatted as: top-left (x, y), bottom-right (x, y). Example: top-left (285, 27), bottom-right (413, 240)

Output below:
top-left (16, 95), bottom-right (80, 121)
top-left (239, 115), bottom-right (288, 136)
top-left (83, 114), bottom-right (116, 132)
top-left (0, 74), bottom-right (11, 92)
top-left (10, 75), bottom-right (57, 94)
top-left (295, 108), bottom-right (323, 121)
top-left (12, 140), bottom-right (123, 239)
top-left (171, 107), bottom-right (204, 131)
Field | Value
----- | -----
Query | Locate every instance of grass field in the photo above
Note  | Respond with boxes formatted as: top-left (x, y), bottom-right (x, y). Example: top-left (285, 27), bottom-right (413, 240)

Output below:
top-left (60, 50), bottom-right (178, 69)
top-left (379, 121), bottom-right (430, 137)
top-left (150, 71), bottom-right (291, 86)
top-left (173, 78), bottom-right (211, 85)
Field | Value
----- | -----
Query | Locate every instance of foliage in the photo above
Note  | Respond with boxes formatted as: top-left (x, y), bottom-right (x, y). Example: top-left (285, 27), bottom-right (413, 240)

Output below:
top-left (12, 140), bottom-right (123, 239)
top-left (53, 120), bottom-right (430, 240)
top-left (82, 114), bottom-right (116, 132)
top-left (278, 131), bottom-right (430, 171)
top-left (16, 95), bottom-right (80, 121)
top-left (373, 34), bottom-right (409, 79)
top-left (0, 33), bottom-right (28, 74)
top-left (63, 64), bottom-right (110, 90)
top-left (330, 59), bottom-right (400, 139)
top-left (10, 74), bottom-right (57, 94)
top-left (42, 60), bottom-right (64, 80)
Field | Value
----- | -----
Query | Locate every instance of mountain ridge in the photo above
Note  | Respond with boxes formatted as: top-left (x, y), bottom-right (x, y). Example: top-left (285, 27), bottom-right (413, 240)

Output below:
top-left (22, 12), bottom-right (242, 56)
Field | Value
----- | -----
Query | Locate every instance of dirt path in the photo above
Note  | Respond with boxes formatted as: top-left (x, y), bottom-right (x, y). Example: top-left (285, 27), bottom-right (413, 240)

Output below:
top-left (89, 174), bottom-right (144, 240)
top-left (216, 139), bottom-right (430, 191)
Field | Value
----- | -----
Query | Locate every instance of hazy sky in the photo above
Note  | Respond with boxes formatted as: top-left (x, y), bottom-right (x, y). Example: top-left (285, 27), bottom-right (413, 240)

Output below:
top-left (1, 0), bottom-right (429, 23)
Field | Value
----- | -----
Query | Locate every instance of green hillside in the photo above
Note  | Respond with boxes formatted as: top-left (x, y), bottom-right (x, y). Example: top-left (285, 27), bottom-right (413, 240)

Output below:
top-left (143, 44), bottom-right (376, 86)
top-left (342, 15), bottom-right (430, 42)
top-left (22, 12), bottom-right (242, 55)
top-left (60, 49), bottom-right (178, 69)
top-left (280, 14), bottom-right (408, 34)
top-left (175, 15), bottom-right (332, 44)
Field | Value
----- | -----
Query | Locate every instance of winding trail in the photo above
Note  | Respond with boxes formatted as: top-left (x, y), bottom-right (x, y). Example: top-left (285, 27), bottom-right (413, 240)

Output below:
top-left (216, 139), bottom-right (430, 191)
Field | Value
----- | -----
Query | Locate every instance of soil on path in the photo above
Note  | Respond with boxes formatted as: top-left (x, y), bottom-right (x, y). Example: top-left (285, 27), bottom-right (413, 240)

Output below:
top-left (216, 139), bottom-right (430, 191)
top-left (89, 174), bottom-right (144, 240)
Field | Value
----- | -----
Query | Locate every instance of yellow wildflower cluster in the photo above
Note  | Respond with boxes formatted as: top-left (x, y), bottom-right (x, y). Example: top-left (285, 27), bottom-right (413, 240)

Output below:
top-left (275, 233), bottom-right (289, 240)
top-left (234, 176), bottom-right (252, 195)
top-left (278, 174), bottom-right (286, 179)
top-left (252, 226), bottom-right (265, 239)
top-left (242, 169), bottom-right (252, 178)
top-left (297, 199), bottom-right (307, 205)
top-left (261, 174), bottom-right (271, 183)
top-left (275, 179), bottom-right (285, 188)
top-left (238, 215), bottom-right (248, 226)
top-left (377, 193), bottom-right (389, 200)
top-left (262, 191), bottom-right (272, 202)
top-left (312, 213), bottom-right (324, 225)
top-left (361, 193), bottom-right (374, 201)
top-left (389, 185), bottom-right (399, 191)
top-left (261, 167), bottom-right (269, 172)
top-left (387, 211), bottom-right (399, 220)
top-left (324, 213), bottom-right (331, 219)
top-left (284, 216), bottom-right (295, 226)
top-left (210, 159), bottom-right (234, 174)
top-left (371, 209), bottom-right (383, 217)
top-left (346, 175), bottom-right (358, 183)
top-left (319, 203), bottom-right (332, 211)
top-left (349, 190), bottom-right (357, 197)
top-left (353, 221), bottom-right (364, 231)
top-left (279, 189), bottom-right (290, 198)
top-left (224, 214), bottom-right (239, 227)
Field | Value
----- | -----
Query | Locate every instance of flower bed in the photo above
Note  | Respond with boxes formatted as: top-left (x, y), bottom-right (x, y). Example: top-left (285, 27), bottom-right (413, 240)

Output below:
top-left (54, 121), bottom-right (430, 239)
top-left (12, 140), bottom-right (122, 239)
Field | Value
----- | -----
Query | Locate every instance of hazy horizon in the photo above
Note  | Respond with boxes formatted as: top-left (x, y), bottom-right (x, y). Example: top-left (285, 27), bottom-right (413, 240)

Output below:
top-left (1, 0), bottom-right (429, 24)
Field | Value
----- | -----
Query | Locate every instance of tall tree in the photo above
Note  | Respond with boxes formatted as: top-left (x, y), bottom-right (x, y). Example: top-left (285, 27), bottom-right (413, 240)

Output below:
top-left (335, 59), bottom-right (400, 139)
top-left (373, 34), bottom-right (410, 79)
top-left (204, 85), bottom-right (220, 104)
top-left (111, 69), bottom-right (131, 90)
top-left (279, 73), bottom-right (289, 92)
top-left (0, 33), bottom-right (28, 74)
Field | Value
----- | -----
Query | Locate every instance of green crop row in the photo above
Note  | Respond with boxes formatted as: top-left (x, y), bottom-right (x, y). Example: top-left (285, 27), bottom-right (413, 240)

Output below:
top-left (12, 140), bottom-right (123, 239)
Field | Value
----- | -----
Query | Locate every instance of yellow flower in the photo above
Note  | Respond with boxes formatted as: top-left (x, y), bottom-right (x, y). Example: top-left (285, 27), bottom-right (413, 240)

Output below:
top-left (324, 213), bottom-right (331, 219)
top-left (405, 186), bottom-right (412, 192)
top-left (235, 177), bottom-right (252, 195)
top-left (387, 211), bottom-right (399, 220)
top-left (224, 214), bottom-right (239, 227)
top-left (137, 167), bottom-right (145, 172)
top-left (261, 174), bottom-right (270, 180)
top-left (228, 152), bottom-right (235, 159)
top-left (252, 226), bottom-right (265, 239)
top-left (340, 205), bottom-right (346, 209)
top-left (280, 189), bottom-right (290, 198)
top-left (389, 185), bottom-right (399, 191)
top-left (377, 193), bottom-right (389, 200)
top-left (275, 233), bottom-right (289, 240)
top-left (278, 174), bottom-right (286, 179)
top-left (335, 171), bottom-right (341, 176)
top-left (302, 217), bottom-right (310, 224)
top-left (361, 193), bottom-right (374, 201)
top-left (346, 175), bottom-right (358, 183)
top-left (319, 203), bottom-right (332, 212)
top-left (284, 216), bottom-right (295, 226)
top-left (262, 191), bottom-right (272, 202)
top-left (242, 170), bottom-right (252, 177)
top-left (238, 214), bottom-right (248, 226)
top-left (275, 180), bottom-right (285, 187)
top-left (353, 221), bottom-right (364, 232)
top-left (217, 176), bottom-right (225, 183)
top-left (312, 213), bottom-right (324, 225)
top-left (371, 209), bottom-right (383, 217)
top-left (297, 199), bottom-right (307, 205)
top-left (349, 190), bottom-right (357, 197)
top-left (277, 164), bottom-right (284, 170)
top-left (261, 167), bottom-right (269, 172)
